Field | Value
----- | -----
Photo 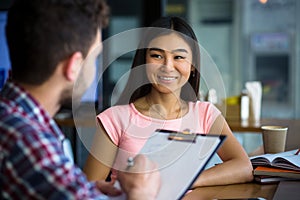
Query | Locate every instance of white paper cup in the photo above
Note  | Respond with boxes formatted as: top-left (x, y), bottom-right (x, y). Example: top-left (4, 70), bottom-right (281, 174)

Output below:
top-left (261, 126), bottom-right (288, 154)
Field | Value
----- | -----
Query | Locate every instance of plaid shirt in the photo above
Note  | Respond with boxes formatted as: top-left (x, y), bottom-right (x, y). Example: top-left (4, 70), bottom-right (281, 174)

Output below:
top-left (0, 81), bottom-right (107, 200)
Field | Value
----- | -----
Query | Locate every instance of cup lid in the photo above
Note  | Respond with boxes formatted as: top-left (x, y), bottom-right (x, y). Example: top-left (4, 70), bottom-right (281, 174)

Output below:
top-left (261, 125), bottom-right (288, 131)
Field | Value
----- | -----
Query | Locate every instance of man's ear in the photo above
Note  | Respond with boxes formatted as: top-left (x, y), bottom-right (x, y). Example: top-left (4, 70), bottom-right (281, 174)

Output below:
top-left (64, 52), bottom-right (83, 82)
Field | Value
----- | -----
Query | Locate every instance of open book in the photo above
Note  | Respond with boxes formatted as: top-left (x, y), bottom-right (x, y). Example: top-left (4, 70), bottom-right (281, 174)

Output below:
top-left (250, 149), bottom-right (300, 171)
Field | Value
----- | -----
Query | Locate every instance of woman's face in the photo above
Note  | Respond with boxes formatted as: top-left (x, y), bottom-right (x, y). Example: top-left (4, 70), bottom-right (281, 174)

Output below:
top-left (145, 33), bottom-right (193, 95)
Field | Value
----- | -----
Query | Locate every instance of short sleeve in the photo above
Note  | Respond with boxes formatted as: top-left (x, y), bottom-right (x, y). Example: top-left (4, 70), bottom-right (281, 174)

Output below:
top-left (97, 105), bottom-right (131, 145)
top-left (195, 101), bottom-right (221, 133)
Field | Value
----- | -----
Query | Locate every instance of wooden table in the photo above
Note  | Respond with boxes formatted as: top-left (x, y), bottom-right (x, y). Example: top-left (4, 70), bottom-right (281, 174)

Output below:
top-left (55, 110), bottom-right (300, 150)
top-left (55, 111), bottom-right (299, 198)
top-left (226, 118), bottom-right (300, 151)
top-left (226, 118), bottom-right (300, 133)
top-left (55, 111), bottom-right (300, 132)
top-left (182, 182), bottom-right (278, 200)
top-left (54, 106), bottom-right (300, 162)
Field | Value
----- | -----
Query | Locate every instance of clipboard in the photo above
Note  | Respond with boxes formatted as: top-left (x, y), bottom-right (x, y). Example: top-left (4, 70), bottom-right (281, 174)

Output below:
top-left (111, 129), bottom-right (226, 200)
top-left (139, 129), bottom-right (226, 200)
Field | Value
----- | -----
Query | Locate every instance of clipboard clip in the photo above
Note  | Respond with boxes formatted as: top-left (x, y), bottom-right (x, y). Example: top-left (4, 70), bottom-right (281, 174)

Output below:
top-left (168, 132), bottom-right (197, 143)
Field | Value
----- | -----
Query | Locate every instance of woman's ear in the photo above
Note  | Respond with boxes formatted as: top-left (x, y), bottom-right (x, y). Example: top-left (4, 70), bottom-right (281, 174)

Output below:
top-left (191, 66), bottom-right (196, 72)
top-left (64, 52), bottom-right (83, 82)
top-left (191, 66), bottom-right (196, 75)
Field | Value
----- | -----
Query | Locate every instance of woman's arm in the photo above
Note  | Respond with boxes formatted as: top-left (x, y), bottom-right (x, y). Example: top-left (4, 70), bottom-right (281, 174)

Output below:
top-left (83, 122), bottom-right (118, 181)
top-left (192, 115), bottom-right (253, 187)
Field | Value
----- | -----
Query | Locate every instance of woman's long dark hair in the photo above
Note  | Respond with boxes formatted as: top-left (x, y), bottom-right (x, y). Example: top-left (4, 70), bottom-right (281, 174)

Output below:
top-left (116, 16), bottom-right (201, 105)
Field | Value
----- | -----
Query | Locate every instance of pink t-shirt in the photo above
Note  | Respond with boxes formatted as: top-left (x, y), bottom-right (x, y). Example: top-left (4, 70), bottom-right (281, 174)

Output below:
top-left (97, 101), bottom-right (221, 172)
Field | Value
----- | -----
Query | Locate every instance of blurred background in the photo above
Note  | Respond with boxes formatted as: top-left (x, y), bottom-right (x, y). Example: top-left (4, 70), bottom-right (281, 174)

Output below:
top-left (1, 0), bottom-right (299, 167)
top-left (1, 0), bottom-right (299, 118)
top-left (100, 0), bottom-right (300, 120)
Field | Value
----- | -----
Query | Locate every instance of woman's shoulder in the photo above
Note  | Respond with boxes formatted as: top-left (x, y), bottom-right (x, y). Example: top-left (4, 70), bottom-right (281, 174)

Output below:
top-left (103, 104), bottom-right (132, 111)
top-left (189, 101), bottom-right (221, 114)
top-left (189, 100), bottom-right (216, 108)
top-left (98, 104), bottom-right (133, 117)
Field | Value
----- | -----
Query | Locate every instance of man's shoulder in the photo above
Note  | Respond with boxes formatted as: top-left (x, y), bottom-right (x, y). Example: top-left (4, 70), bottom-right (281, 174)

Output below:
top-left (0, 101), bottom-right (42, 136)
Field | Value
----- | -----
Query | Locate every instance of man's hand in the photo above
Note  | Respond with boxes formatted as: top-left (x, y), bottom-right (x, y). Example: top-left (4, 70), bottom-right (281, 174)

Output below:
top-left (117, 154), bottom-right (161, 200)
top-left (95, 179), bottom-right (122, 196)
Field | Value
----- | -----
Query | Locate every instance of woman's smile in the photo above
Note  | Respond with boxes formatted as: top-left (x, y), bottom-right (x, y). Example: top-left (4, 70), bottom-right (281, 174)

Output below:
top-left (157, 75), bottom-right (178, 83)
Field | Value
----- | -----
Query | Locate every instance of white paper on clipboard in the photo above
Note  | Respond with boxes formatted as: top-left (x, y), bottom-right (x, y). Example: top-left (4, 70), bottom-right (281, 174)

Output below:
top-left (110, 129), bottom-right (225, 200)
top-left (141, 129), bottom-right (225, 200)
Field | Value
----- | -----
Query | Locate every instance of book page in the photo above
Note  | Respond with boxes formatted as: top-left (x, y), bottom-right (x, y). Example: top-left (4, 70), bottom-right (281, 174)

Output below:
top-left (273, 155), bottom-right (300, 171)
top-left (250, 150), bottom-right (300, 169)
top-left (250, 154), bottom-right (276, 166)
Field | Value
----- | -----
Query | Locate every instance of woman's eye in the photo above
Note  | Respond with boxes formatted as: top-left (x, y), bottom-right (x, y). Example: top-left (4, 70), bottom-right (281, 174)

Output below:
top-left (175, 55), bottom-right (185, 60)
top-left (150, 54), bottom-right (162, 59)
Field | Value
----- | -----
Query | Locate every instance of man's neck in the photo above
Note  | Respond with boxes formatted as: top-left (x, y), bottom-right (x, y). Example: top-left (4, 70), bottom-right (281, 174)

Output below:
top-left (18, 82), bottom-right (61, 117)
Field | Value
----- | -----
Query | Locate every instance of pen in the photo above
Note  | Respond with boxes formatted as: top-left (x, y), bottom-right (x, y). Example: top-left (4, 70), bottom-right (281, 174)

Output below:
top-left (295, 148), bottom-right (300, 155)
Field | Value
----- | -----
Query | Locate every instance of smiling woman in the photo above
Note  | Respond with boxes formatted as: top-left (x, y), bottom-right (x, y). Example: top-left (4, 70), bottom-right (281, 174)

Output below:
top-left (83, 16), bottom-right (253, 189)
top-left (145, 33), bottom-right (193, 97)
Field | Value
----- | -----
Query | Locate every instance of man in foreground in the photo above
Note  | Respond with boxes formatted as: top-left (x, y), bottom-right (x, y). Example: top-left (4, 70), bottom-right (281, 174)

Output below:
top-left (0, 0), bottom-right (160, 199)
